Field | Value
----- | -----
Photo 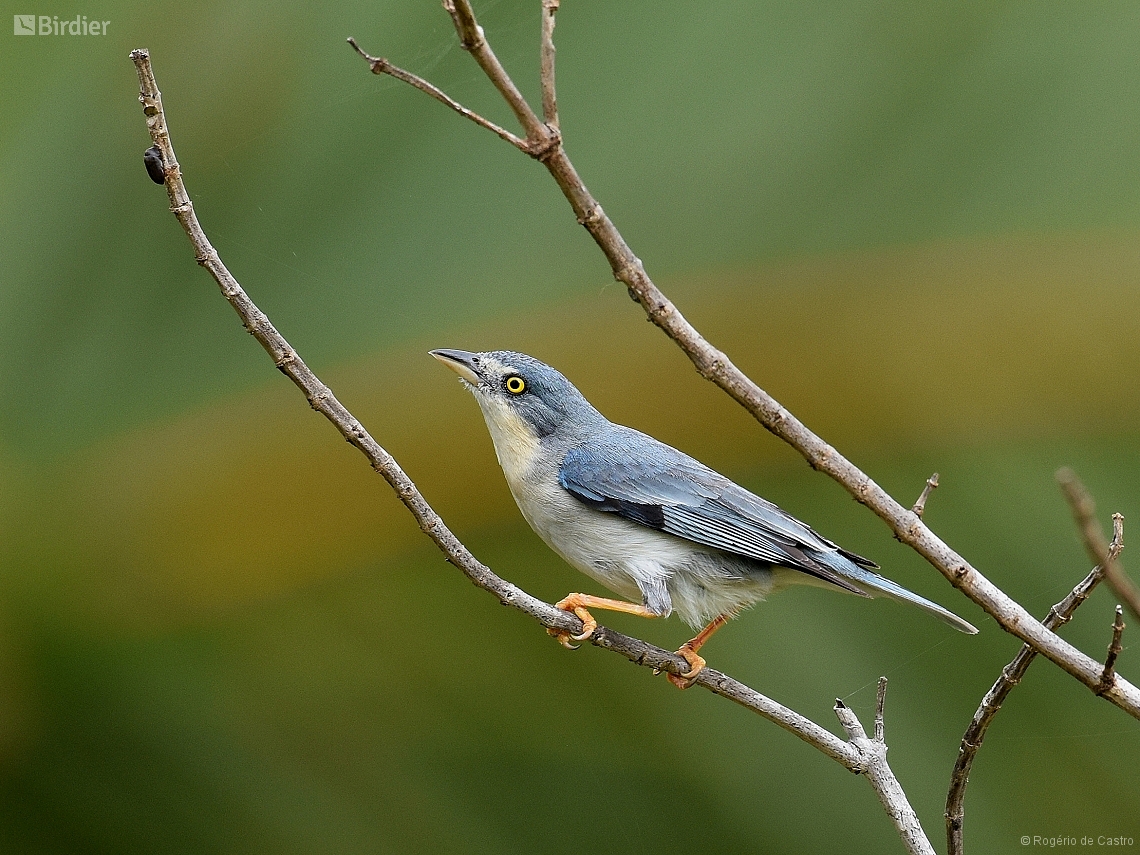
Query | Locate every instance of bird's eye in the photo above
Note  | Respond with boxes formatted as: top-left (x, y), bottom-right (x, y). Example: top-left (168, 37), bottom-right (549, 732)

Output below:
top-left (505, 375), bottom-right (526, 395)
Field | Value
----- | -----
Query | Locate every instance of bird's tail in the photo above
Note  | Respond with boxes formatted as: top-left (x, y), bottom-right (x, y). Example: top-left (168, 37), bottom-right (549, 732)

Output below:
top-left (818, 552), bottom-right (979, 634)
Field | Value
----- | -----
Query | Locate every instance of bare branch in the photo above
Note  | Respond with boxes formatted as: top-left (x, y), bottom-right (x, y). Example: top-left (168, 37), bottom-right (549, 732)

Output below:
top-left (346, 38), bottom-right (529, 152)
top-left (127, 42), bottom-right (907, 785)
top-left (131, 48), bottom-right (955, 852)
top-left (540, 0), bottom-right (560, 129)
top-left (1058, 467), bottom-right (1140, 621)
top-left (444, 0), bottom-right (549, 142)
top-left (945, 514), bottom-right (1125, 855)
top-left (911, 473), bottom-right (939, 518)
top-left (1100, 605), bottom-right (1126, 693)
top-left (835, 689), bottom-right (935, 855)
top-left (352, 2), bottom-right (1140, 719)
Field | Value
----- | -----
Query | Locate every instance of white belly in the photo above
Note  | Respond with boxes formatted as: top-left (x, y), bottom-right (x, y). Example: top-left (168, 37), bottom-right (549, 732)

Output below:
top-left (476, 397), bottom-right (775, 628)
top-left (503, 447), bottom-right (775, 627)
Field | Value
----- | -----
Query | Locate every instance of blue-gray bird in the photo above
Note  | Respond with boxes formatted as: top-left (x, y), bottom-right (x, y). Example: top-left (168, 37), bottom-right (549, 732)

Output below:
top-left (432, 349), bottom-right (977, 687)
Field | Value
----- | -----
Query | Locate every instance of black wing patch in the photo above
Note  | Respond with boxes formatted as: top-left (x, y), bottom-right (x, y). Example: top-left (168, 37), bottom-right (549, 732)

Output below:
top-left (569, 492), bottom-right (667, 530)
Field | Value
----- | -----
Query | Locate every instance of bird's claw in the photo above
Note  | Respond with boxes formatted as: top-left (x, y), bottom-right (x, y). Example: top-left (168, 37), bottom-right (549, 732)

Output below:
top-left (548, 595), bottom-right (599, 650)
top-left (665, 643), bottom-right (706, 690)
top-left (546, 627), bottom-right (580, 649)
top-left (551, 595), bottom-right (598, 646)
top-left (570, 619), bottom-right (595, 641)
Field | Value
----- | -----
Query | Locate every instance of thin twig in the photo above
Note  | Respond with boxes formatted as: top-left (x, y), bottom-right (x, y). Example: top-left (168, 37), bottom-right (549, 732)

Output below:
top-left (444, 0), bottom-right (551, 145)
top-left (540, 0), bottom-right (560, 129)
top-left (1057, 467), bottom-right (1140, 621)
top-left (911, 473), bottom-right (939, 518)
top-left (835, 691), bottom-right (934, 855)
top-left (352, 3), bottom-right (1140, 720)
top-left (127, 42), bottom-right (903, 781)
top-left (1100, 605), bottom-right (1126, 693)
top-left (874, 676), bottom-right (888, 744)
top-left (945, 514), bottom-right (1124, 855)
top-left (346, 38), bottom-right (529, 152)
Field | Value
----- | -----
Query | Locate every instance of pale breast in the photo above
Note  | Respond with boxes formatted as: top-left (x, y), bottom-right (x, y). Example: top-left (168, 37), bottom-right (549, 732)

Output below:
top-left (475, 399), bottom-right (777, 627)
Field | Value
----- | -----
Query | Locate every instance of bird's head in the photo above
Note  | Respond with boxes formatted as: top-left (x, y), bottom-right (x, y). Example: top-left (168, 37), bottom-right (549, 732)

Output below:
top-left (430, 349), bottom-right (605, 450)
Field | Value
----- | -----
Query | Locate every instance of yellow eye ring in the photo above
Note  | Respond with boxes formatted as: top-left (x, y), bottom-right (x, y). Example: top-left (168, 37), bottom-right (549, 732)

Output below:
top-left (505, 375), bottom-right (526, 395)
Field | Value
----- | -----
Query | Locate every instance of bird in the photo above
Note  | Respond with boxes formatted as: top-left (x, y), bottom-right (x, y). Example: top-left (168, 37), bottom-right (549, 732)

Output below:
top-left (431, 348), bottom-right (977, 688)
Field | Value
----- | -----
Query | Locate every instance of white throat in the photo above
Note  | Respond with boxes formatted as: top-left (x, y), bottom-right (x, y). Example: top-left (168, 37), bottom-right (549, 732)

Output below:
top-left (474, 392), bottom-right (542, 489)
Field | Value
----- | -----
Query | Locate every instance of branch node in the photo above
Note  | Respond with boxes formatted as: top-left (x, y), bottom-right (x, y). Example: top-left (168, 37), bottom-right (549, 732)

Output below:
top-left (911, 473), bottom-right (939, 518)
top-left (1098, 605), bottom-right (1126, 694)
top-left (874, 677), bottom-right (887, 744)
top-left (814, 446), bottom-right (833, 473)
top-left (346, 38), bottom-right (389, 74)
top-left (614, 260), bottom-right (647, 293)
top-left (999, 663), bottom-right (1024, 686)
top-left (526, 127), bottom-right (562, 162)
top-left (576, 203), bottom-right (605, 228)
top-left (1045, 604), bottom-right (1071, 629)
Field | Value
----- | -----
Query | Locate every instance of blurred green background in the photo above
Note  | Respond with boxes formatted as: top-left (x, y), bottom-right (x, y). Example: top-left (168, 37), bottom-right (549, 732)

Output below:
top-left (2, 0), bottom-right (1139, 851)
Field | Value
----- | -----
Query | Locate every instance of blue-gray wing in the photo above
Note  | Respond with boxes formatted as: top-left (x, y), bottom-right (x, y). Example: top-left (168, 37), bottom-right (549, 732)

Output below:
top-left (558, 426), bottom-right (876, 596)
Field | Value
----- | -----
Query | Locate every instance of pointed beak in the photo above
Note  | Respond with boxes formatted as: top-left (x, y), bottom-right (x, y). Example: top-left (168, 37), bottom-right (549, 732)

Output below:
top-left (430, 349), bottom-right (482, 386)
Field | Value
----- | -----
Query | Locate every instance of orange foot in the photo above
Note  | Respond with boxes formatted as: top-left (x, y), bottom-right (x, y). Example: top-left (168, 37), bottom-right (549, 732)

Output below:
top-left (663, 614), bottom-right (729, 690)
top-left (547, 593), bottom-right (659, 649)
top-left (666, 643), bottom-right (707, 689)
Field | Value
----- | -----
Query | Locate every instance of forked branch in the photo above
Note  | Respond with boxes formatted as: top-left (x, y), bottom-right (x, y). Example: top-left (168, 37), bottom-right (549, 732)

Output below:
top-left (347, 0), bottom-right (1140, 721)
top-left (129, 47), bottom-right (933, 853)
top-left (1058, 467), bottom-right (1140, 621)
top-left (346, 38), bottom-right (528, 152)
top-left (945, 514), bottom-right (1124, 855)
top-left (835, 680), bottom-right (934, 855)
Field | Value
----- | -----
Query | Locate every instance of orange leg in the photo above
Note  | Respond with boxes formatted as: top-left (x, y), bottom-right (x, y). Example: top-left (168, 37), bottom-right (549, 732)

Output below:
top-left (666, 614), bottom-right (730, 689)
top-left (547, 593), bottom-right (660, 648)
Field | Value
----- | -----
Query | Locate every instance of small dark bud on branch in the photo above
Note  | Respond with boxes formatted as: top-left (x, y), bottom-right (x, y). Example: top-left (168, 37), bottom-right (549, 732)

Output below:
top-left (143, 144), bottom-right (165, 184)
